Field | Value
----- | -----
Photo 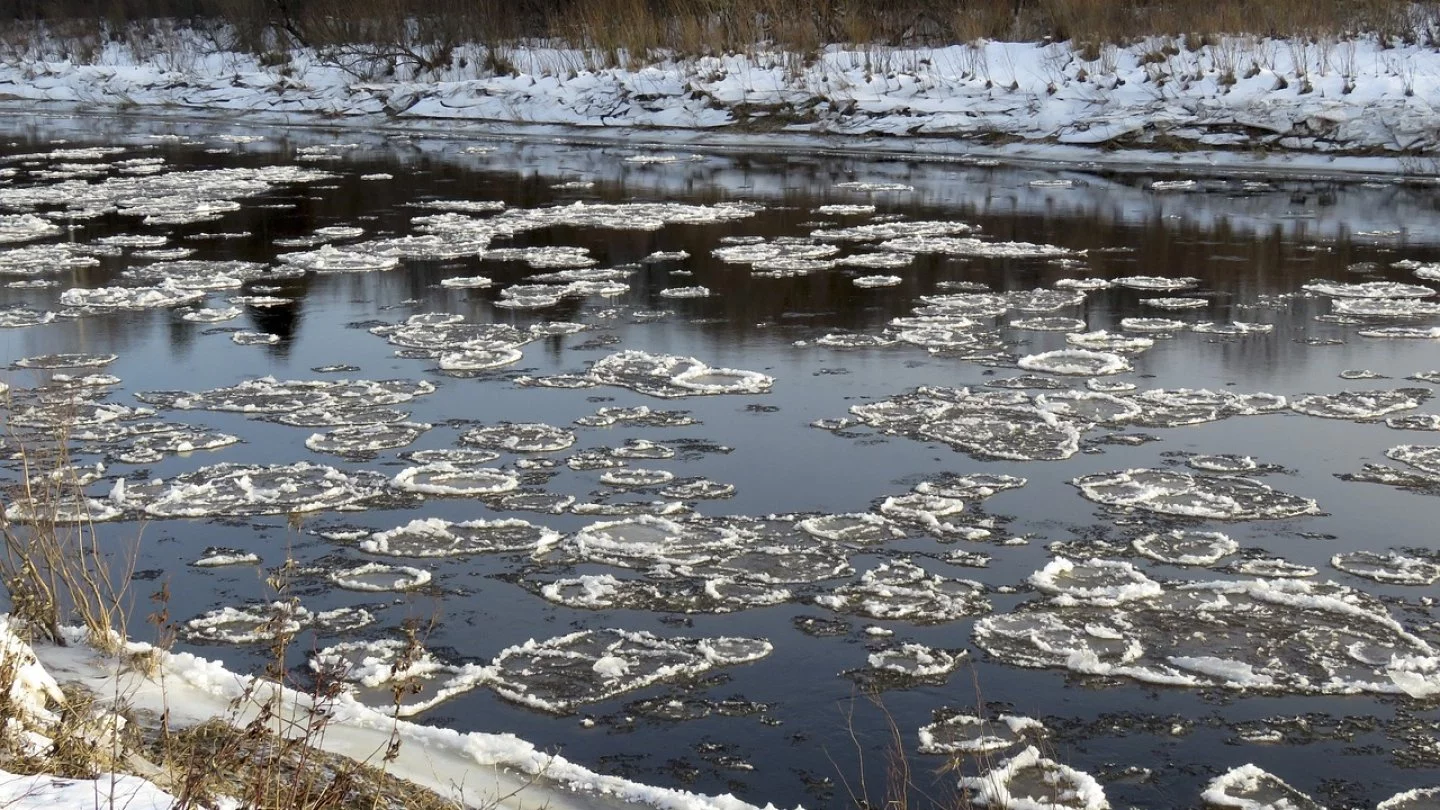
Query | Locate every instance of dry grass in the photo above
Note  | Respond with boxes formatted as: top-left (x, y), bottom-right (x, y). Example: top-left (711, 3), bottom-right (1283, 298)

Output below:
top-left (6, 0), bottom-right (1434, 58)
top-left (0, 408), bottom-right (136, 653)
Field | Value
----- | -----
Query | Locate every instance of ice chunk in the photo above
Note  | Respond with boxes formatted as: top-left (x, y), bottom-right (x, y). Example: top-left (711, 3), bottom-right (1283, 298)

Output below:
top-left (1072, 468), bottom-right (1318, 520)
top-left (1291, 388), bottom-right (1429, 419)
top-left (482, 628), bottom-right (772, 714)
top-left (120, 462), bottom-right (390, 517)
top-left (329, 562), bottom-right (431, 591)
top-left (587, 351), bottom-right (773, 398)
top-left (363, 517), bottom-right (559, 557)
top-left (1331, 551), bottom-right (1440, 585)
top-left (1029, 557), bottom-right (1163, 606)
top-left (460, 422), bottom-right (574, 453)
top-left (960, 746), bottom-right (1108, 810)
top-left (816, 559), bottom-right (989, 623)
top-left (392, 463), bottom-right (519, 496)
top-left (1018, 350), bottom-right (1131, 376)
top-left (1133, 531), bottom-right (1237, 566)
top-left (1304, 280), bottom-right (1435, 298)
top-left (918, 713), bottom-right (1044, 755)
top-left (1201, 764), bottom-right (1321, 810)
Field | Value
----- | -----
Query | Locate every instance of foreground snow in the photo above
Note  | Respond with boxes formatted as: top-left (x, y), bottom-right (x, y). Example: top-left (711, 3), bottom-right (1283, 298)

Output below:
top-left (6, 619), bottom-right (783, 810)
top-left (1, 24), bottom-right (1439, 176)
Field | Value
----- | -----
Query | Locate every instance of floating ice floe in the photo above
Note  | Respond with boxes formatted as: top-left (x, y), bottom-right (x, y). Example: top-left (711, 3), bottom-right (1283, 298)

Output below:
top-left (1331, 551), bottom-right (1440, 585)
top-left (1387, 414), bottom-right (1440, 431)
top-left (1029, 557), bottom-right (1163, 606)
top-left (232, 331), bottom-right (280, 346)
top-left (1193, 321), bottom-right (1274, 336)
top-left (0, 244), bottom-right (100, 277)
top-left (278, 244), bottom-right (401, 273)
top-left (864, 643), bottom-right (965, 681)
top-left (305, 421), bottom-right (430, 457)
top-left (1008, 288), bottom-right (1088, 312)
top-left (599, 468), bottom-right (676, 488)
top-left (1201, 765), bottom-right (1320, 810)
top-left (659, 285), bottom-right (712, 298)
top-left (311, 638), bottom-right (486, 717)
top-left (371, 317), bottom-right (533, 357)
top-left (1378, 787), bottom-right (1440, 810)
top-left (137, 376), bottom-right (434, 414)
top-left (987, 375), bottom-right (1070, 390)
top-left (460, 422), bottom-right (575, 453)
top-left (439, 275), bottom-right (493, 288)
top-left (1132, 531), bottom-right (1238, 566)
top-left (813, 220), bottom-right (973, 244)
top-left (13, 352), bottom-right (116, 369)
top-left (535, 573), bottom-right (790, 615)
top-left (1140, 297), bottom-right (1207, 310)
top-left (1291, 388), bottom-right (1430, 420)
top-left (0, 305), bottom-right (55, 328)
top-left (1072, 469), bottom-right (1317, 520)
top-left (362, 517), bottom-right (560, 558)
top-left (586, 351), bottom-right (773, 398)
top-left (1018, 349), bottom-right (1131, 376)
top-left (610, 439), bottom-right (675, 460)
top-left (661, 478), bottom-right (736, 500)
top-left (1127, 388), bottom-right (1286, 428)
top-left (1116, 276), bottom-right (1200, 291)
top-left (1010, 316), bottom-right (1085, 332)
top-left (836, 252), bottom-right (913, 269)
top-left (1055, 277), bottom-right (1112, 290)
top-left (391, 462), bottom-right (520, 496)
top-left (848, 386), bottom-right (1100, 462)
top-left (959, 746), bottom-right (1107, 810)
top-left (816, 559), bottom-right (989, 623)
top-left (482, 628), bottom-right (772, 714)
top-left (918, 714), bottom-right (1044, 756)
top-left (835, 181), bottom-right (912, 192)
top-left (3, 494), bottom-right (123, 524)
top-left (1066, 330), bottom-right (1154, 353)
top-left (0, 213), bottom-right (60, 244)
top-left (1187, 454), bottom-right (1262, 473)
top-left (329, 562), bottom-right (431, 591)
top-left (1333, 298), bottom-right (1440, 317)
top-left (59, 282), bottom-right (205, 311)
top-left (115, 461), bottom-right (391, 517)
top-left (1121, 317), bottom-right (1188, 333)
top-left (797, 513), bottom-right (905, 545)
top-left (184, 601), bottom-right (373, 644)
top-left (879, 236), bottom-right (1075, 259)
top-left (181, 306), bottom-right (242, 323)
top-left (1304, 281), bottom-right (1436, 299)
top-left (101, 425), bottom-right (241, 465)
top-left (853, 275), bottom-right (903, 288)
top-left (1359, 327), bottom-right (1440, 339)
top-left (192, 547), bottom-right (259, 567)
top-left (1228, 558), bottom-right (1318, 578)
top-left (977, 575), bottom-right (1440, 695)
top-left (437, 344), bottom-right (525, 371)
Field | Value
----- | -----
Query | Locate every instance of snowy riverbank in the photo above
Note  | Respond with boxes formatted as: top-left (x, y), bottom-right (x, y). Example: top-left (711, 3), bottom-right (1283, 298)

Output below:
top-left (1, 26), bottom-right (1439, 176)
top-left (0, 617), bottom-right (782, 810)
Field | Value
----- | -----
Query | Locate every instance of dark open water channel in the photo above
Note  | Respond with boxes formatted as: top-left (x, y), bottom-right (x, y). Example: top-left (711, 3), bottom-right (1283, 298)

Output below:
top-left (2, 111), bottom-right (1440, 809)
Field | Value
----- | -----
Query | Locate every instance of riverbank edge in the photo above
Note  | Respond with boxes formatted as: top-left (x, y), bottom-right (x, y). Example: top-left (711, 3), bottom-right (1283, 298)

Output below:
top-left (5, 99), bottom-right (1437, 186)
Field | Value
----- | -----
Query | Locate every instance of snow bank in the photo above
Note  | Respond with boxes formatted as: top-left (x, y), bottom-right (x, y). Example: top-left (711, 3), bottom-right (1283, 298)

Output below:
top-left (3, 26), bottom-right (1440, 172)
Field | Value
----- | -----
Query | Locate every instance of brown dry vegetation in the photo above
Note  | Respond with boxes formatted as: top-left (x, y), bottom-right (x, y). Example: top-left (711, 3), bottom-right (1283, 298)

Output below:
top-left (6, 0), bottom-right (1435, 57)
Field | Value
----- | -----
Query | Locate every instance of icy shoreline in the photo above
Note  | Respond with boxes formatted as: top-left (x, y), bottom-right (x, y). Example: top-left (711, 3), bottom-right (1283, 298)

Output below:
top-left (1, 27), bottom-right (1439, 180)
top-left (1, 618), bottom-right (783, 810)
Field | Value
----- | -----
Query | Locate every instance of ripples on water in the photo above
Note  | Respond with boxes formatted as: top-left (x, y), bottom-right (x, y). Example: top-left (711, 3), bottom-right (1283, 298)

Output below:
top-left (1, 113), bottom-right (1440, 808)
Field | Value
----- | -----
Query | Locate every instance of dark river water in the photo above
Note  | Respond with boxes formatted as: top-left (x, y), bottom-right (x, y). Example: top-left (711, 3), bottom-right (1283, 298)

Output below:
top-left (2, 110), bottom-right (1440, 809)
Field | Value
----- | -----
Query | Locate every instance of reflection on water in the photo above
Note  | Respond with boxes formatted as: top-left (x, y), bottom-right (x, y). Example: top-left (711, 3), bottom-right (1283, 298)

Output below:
top-left (2, 111), bottom-right (1440, 808)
